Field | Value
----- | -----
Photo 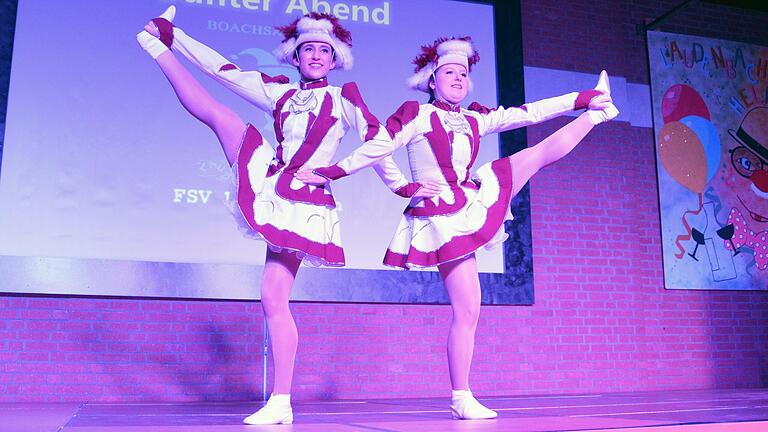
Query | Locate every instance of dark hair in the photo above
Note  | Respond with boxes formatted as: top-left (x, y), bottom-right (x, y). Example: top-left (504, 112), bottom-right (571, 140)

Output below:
top-left (427, 75), bottom-right (435, 103)
top-left (293, 42), bottom-right (336, 62)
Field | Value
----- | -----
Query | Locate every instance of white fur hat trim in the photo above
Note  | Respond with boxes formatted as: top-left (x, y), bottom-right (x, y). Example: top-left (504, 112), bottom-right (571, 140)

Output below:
top-left (273, 16), bottom-right (353, 70)
top-left (408, 39), bottom-right (474, 92)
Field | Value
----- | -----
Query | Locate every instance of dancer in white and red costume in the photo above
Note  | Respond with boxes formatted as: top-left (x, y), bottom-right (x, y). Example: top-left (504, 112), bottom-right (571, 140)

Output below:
top-left (137, 7), bottom-right (404, 425)
top-left (304, 37), bottom-right (618, 419)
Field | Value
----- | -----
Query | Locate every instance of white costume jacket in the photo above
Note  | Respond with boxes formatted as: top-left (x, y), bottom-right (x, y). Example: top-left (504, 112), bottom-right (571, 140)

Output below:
top-left (163, 24), bottom-right (394, 266)
top-left (319, 92), bottom-right (596, 268)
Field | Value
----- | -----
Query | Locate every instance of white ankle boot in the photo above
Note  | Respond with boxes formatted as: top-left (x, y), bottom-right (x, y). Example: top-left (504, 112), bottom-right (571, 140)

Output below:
top-left (136, 31), bottom-right (167, 59)
top-left (136, 6), bottom-right (176, 59)
top-left (243, 393), bottom-right (293, 425)
top-left (450, 389), bottom-right (497, 420)
top-left (157, 5), bottom-right (176, 21)
top-left (587, 70), bottom-right (620, 124)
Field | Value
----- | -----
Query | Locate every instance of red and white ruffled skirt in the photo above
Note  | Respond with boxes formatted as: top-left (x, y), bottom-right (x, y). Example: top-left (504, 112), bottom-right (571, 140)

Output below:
top-left (383, 158), bottom-right (514, 269)
top-left (227, 125), bottom-right (345, 267)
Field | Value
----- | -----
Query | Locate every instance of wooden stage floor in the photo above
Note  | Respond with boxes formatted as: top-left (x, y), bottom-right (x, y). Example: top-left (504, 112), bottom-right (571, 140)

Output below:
top-left (2, 388), bottom-right (767, 431)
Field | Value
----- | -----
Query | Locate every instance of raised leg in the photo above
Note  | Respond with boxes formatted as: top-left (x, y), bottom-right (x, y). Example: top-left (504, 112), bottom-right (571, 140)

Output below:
top-left (508, 113), bottom-right (597, 195)
top-left (508, 70), bottom-right (619, 194)
top-left (137, 7), bottom-right (244, 164)
top-left (151, 51), bottom-right (245, 165)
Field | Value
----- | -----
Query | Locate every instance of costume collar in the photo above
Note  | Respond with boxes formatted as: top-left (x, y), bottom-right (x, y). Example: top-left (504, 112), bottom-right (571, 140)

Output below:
top-left (300, 77), bottom-right (328, 90)
top-left (432, 99), bottom-right (462, 113)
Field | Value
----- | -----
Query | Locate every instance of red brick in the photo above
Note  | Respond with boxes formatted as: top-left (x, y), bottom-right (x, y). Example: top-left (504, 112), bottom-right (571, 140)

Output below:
top-left (2, 0), bottom-right (768, 403)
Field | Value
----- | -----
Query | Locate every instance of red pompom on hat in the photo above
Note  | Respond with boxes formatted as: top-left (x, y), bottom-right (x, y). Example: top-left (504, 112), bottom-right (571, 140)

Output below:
top-left (408, 37), bottom-right (479, 92)
top-left (274, 13), bottom-right (354, 70)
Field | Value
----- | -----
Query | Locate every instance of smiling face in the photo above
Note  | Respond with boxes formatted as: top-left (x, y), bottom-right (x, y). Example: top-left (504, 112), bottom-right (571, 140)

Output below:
top-left (292, 42), bottom-right (336, 81)
top-left (722, 144), bottom-right (768, 223)
top-left (429, 63), bottom-right (469, 105)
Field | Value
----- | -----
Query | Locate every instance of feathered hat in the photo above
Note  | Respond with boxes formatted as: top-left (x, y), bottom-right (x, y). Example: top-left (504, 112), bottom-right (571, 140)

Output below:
top-left (274, 13), bottom-right (354, 70)
top-left (408, 37), bottom-right (480, 92)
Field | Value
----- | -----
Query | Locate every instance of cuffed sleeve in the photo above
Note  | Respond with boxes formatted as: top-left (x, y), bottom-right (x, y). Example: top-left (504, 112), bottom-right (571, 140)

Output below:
top-left (167, 23), bottom-right (288, 112)
top-left (476, 92), bottom-right (580, 136)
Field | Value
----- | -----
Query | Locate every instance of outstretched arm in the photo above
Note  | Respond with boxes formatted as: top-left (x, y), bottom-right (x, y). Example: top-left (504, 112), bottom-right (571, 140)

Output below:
top-left (301, 100), bottom-right (418, 180)
top-left (476, 78), bottom-right (607, 136)
top-left (296, 99), bottom-right (441, 198)
top-left (306, 83), bottom-right (400, 181)
top-left (141, 7), bottom-right (287, 113)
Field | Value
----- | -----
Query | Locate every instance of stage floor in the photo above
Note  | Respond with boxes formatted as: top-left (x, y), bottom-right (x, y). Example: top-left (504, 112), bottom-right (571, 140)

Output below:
top-left (3, 388), bottom-right (768, 432)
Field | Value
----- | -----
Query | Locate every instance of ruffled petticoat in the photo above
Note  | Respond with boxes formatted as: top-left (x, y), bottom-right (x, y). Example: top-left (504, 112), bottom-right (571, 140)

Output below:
top-left (383, 158), bottom-right (514, 269)
top-left (226, 125), bottom-right (344, 267)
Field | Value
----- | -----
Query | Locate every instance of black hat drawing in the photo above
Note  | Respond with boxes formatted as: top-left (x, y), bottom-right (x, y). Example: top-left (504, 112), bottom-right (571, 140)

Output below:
top-left (729, 106), bottom-right (768, 163)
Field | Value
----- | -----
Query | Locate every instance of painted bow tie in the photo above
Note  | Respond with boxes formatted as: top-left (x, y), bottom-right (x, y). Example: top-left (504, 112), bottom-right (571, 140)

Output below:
top-left (726, 207), bottom-right (768, 270)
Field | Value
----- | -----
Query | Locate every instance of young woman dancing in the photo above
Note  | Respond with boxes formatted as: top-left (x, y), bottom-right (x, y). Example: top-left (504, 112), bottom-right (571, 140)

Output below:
top-left (301, 37), bottom-right (618, 420)
top-left (137, 7), bottom-right (404, 425)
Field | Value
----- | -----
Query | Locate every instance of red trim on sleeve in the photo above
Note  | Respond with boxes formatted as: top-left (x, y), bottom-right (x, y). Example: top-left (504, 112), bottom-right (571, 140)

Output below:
top-left (467, 101), bottom-right (493, 114)
top-left (313, 165), bottom-right (347, 181)
top-left (385, 101), bottom-right (420, 139)
top-left (341, 82), bottom-right (381, 141)
top-left (261, 72), bottom-right (290, 84)
top-left (394, 183), bottom-right (422, 198)
top-left (151, 17), bottom-right (174, 49)
top-left (575, 90), bottom-right (602, 110)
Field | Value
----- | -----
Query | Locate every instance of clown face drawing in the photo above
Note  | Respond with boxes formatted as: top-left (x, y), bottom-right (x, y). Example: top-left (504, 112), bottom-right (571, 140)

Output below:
top-left (720, 107), bottom-right (768, 269)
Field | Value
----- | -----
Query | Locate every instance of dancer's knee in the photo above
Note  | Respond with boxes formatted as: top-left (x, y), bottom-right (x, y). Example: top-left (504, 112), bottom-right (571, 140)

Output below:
top-left (452, 302), bottom-right (480, 328)
top-left (260, 287), bottom-right (290, 318)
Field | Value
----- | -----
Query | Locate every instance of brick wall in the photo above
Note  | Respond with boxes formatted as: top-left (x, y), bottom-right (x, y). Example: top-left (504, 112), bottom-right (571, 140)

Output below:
top-left (2, 0), bottom-right (768, 402)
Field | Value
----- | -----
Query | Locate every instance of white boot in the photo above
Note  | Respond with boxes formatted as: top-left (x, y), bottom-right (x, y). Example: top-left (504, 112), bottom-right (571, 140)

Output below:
top-left (136, 6), bottom-right (176, 59)
top-left (587, 70), bottom-right (620, 124)
top-left (157, 5), bottom-right (176, 21)
top-left (450, 389), bottom-right (497, 420)
top-left (243, 393), bottom-right (293, 425)
top-left (136, 31), bottom-right (167, 59)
